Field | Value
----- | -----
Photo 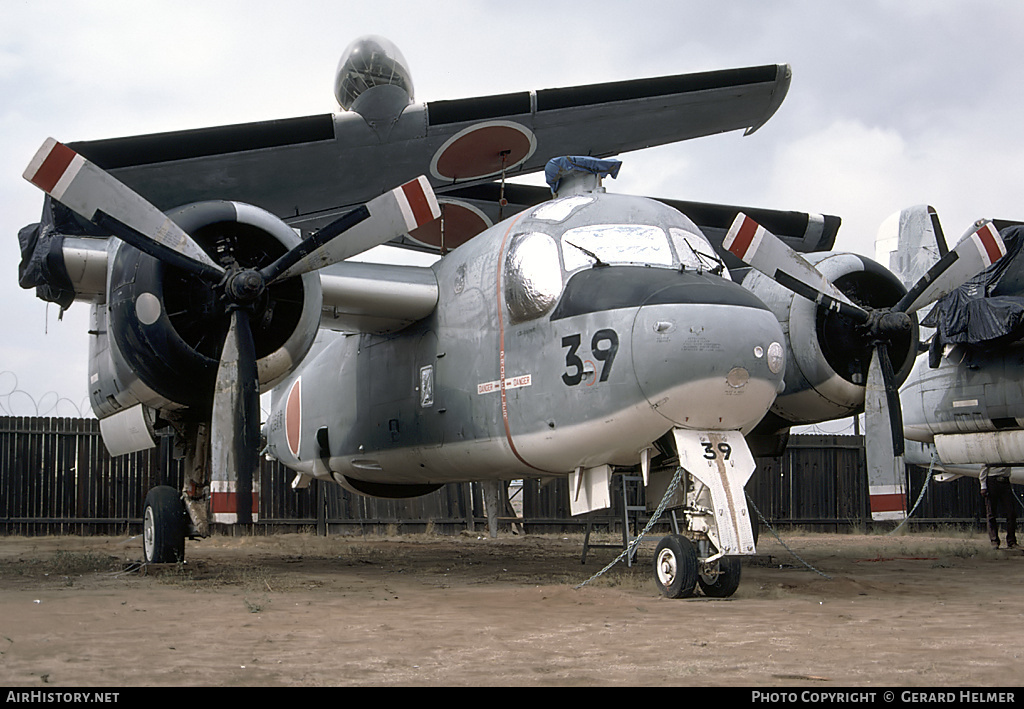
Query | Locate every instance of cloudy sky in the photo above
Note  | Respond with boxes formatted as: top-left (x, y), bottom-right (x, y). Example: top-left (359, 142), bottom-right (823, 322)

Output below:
top-left (2, 0), bottom-right (1023, 417)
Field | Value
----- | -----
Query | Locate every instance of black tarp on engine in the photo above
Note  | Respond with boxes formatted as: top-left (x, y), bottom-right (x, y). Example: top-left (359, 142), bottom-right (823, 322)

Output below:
top-left (922, 224), bottom-right (1024, 365)
top-left (17, 197), bottom-right (104, 310)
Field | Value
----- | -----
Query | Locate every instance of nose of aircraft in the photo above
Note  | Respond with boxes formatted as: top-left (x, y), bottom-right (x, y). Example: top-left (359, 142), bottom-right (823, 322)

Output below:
top-left (631, 285), bottom-right (785, 432)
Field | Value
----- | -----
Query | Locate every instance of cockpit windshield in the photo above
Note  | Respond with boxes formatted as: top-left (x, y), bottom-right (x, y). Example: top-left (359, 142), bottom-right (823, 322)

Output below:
top-left (559, 223), bottom-right (729, 277)
top-left (561, 224), bottom-right (673, 271)
top-left (671, 228), bottom-right (730, 276)
top-left (502, 195), bottom-right (732, 324)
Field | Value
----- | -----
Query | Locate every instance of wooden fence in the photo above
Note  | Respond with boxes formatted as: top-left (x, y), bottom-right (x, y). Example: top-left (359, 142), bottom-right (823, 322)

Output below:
top-left (0, 417), bottom-right (994, 537)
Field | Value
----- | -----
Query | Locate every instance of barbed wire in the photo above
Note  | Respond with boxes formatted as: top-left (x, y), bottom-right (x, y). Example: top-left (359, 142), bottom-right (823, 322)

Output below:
top-left (0, 371), bottom-right (92, 418)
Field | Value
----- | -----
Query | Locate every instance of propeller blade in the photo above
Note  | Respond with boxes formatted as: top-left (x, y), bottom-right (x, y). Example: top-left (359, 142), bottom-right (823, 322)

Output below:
top-left (262, 175), bottom-right (440, 284)
top-left (864, 346), bottom-right (907, 522)
top-left (928, 206), bottom-right (949, 258)
top-left (893, 221), bottom-right (1006, 314)
top-left (24, 138), bottom-right (224, 279)
top-left (210, 309), bottom-right (260, 525)
top-left (724, 213), bottom-right (869, 322)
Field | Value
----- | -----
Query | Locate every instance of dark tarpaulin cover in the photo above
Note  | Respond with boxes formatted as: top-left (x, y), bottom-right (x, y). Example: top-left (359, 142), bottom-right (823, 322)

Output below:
top-left (922, 224), bottom-right (1024, 364)
top-left (16, 197), bottom-right (92, 310)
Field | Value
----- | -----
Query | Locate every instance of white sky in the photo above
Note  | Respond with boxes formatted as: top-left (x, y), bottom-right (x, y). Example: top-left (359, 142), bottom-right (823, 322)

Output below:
top-left (2, 0), bottom-right (1023, 417)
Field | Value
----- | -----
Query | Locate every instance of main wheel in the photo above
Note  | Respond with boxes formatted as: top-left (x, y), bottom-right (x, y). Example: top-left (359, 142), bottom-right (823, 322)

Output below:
top-left (143, 486), bottom-right (187, 563)
top-left (697, 556), bottom-right (742, 598)
top-left (653, 534), bottom-right (698, 598)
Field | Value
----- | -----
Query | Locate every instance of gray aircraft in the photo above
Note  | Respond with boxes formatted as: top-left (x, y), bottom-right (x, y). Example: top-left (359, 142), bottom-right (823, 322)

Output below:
top-left (18, 36), bottom-right (989, 597)
top-left (876, 206), bottom-right (1023, 495)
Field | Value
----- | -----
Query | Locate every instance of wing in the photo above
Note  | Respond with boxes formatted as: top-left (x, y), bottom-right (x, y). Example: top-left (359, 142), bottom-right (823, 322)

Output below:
top-left (412, 182), bottom-right (838, 258)
top-left (66, 63), bottom-right (791, 242)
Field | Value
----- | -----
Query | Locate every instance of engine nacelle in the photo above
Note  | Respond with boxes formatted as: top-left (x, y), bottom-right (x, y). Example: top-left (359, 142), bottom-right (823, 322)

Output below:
top-left (740, 252), bottom-right (917, 429)
top-left (92, 201), bottom-right (322, 418)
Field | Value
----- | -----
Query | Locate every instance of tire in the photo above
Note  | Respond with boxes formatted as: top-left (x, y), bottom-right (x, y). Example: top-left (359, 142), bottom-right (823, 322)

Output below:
top-left (143, 486), bottom-right (186, 563)
top-left (697, 556), bottom-right (742, 598)
top-left (653, 534), bottom-right (698, 598)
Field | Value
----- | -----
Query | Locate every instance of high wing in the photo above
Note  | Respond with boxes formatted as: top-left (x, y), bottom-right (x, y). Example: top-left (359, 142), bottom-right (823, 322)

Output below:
top-left (64, 63), bottom-right (791, 244)
top-left (429, 181), bottom-right (839, 257)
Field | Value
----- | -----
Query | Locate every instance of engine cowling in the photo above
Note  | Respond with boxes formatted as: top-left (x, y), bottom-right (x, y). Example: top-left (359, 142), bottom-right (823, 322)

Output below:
top-left (99, 201), bottom-right (322, 415)
top-left (740, 252), bottom-right (918, 429)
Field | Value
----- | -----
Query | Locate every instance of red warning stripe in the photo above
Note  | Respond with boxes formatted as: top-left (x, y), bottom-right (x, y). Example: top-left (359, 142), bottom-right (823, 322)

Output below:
top-left (727, 215), bottom-right (759, 260)
top-left (975, 223), bottom-right (1004, 265)
top-left (870, 493), bottom-right (906, 514)
top-left (29, 141), bottom-right (77, 194)
top-left (401, 178), bottom-right (436, 227)
top-left (210, 491), bottom-right (259, 514)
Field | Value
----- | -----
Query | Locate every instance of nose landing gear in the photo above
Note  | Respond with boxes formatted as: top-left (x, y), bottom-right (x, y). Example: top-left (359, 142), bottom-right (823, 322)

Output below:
top-left (650, 429), bottom-right (757, 598)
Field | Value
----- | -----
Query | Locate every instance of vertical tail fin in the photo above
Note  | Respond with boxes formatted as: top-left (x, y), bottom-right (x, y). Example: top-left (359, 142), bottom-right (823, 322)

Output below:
top-left (875, 205), bottom-right (948, 291)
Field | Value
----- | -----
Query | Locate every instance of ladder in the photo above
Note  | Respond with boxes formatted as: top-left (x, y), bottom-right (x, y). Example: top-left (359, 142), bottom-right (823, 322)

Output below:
top-left (581, 475), bottom-right (652, 567)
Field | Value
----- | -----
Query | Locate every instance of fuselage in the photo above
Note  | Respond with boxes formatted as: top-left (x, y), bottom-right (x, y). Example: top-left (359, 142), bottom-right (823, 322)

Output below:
top-left (903, 341), bottom-right (1024, 471)
top-left (265, 191), bottom-right (787, 488)
top-left (903, 343), bottom-right (1024, 440)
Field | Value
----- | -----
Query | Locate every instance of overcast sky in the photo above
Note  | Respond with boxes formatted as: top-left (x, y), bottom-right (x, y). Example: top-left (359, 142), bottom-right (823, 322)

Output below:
top-left (2, 0), bottom-right (1023, 418)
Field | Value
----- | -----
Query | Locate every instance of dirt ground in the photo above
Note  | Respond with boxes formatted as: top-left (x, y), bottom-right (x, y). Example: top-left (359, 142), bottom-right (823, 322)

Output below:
top-left (0, 527), bottom-right (1021, 687)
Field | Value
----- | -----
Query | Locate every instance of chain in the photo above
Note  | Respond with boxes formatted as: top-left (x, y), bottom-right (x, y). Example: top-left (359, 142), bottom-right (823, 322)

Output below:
top-left (888, 457), bottom-right (935, 535)
top-left (574, 465), bottom-right (846, 587)
top-left (745, 493), bottom-right (833, 580)
top-left (574, 466), bottom-right (684, 589)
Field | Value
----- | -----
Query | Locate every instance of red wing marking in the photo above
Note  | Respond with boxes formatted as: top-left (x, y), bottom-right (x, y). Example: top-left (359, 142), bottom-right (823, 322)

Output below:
top-left (286, 378), bottom-right (301, 458)
top-left (408, 200), bottom-right (491, 250)
top-left (431, 122), bottom-right (536, 181)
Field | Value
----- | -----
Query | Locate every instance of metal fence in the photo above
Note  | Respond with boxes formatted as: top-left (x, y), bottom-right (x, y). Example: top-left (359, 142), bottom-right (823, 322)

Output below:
top-left (0, 417), bottom-right (992, 536)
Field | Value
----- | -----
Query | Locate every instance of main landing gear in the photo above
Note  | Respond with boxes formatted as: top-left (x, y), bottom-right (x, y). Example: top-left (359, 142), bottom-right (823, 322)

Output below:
top-left (141, 421), bottom-right (215, 564)
top-left (142, 485), bottom-right (188, 563)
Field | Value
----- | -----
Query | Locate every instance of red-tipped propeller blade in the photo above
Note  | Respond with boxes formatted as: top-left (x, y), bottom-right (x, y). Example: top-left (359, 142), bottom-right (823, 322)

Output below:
top-left (24, 138), bottom-right (224, 280)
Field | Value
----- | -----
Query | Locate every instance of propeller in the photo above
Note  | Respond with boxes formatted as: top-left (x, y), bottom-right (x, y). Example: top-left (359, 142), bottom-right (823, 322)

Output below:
top-left (724, 212), bottom-right (1005, 520)
top-left (25, 138), bottom-right (440, 521)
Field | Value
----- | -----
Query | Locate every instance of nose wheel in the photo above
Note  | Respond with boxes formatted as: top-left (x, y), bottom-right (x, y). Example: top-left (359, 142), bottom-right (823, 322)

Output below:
top-left (697, 555), bottom-right (742, 597)
top-left (653, 534), bottom-right (698, 598)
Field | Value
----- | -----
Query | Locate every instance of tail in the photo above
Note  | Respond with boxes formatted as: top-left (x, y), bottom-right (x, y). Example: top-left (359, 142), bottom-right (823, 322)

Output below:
top-left (875, 205), bottom-right (949, 291)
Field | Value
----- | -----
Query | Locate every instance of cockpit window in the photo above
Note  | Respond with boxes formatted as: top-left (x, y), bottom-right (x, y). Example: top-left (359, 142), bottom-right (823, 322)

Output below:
top-left (504, 232), bottom-right (563, 324)
top-left (670, 228), bottom-right (730, 277)
top-left (560, 224), bottom-right (674, 272)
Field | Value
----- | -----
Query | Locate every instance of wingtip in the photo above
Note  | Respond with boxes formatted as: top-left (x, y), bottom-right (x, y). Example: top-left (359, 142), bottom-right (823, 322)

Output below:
top-left (744, 64), bottom-right (791, 136)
